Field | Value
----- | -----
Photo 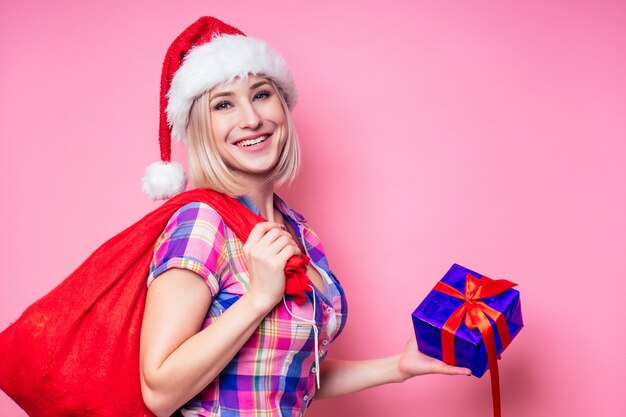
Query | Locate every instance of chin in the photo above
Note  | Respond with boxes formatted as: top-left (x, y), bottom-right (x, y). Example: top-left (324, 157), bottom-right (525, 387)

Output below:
top-left (232, 162), bottom-right (280, 178)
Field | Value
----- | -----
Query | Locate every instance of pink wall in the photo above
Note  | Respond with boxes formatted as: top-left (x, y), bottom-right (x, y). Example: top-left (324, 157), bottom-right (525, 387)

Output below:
top-left (1, 1), bottom-right (625, 416)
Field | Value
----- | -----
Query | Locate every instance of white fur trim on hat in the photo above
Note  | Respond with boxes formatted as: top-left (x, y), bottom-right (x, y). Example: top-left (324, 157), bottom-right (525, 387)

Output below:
top-left (141, 161), bottom-right (187, 200)
top-left (166, 34), bottom-right (297, 144)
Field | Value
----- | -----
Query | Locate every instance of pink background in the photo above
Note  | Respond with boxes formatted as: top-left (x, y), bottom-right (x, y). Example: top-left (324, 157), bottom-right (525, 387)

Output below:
top-left (1, 1), bottom-right (625, 416)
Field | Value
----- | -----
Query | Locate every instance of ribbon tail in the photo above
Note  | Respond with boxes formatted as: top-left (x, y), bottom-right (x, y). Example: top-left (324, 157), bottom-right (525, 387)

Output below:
top-left (479, 301), bottom-right (512, 350)
top-left (474, 310), bottom-right (502, 417)
top-left (441, 304), bottom-right (466, 365)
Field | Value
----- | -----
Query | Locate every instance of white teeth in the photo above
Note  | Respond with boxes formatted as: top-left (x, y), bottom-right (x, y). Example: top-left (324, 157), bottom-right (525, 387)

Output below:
top-left (236, 135), bottom-right (268, 147)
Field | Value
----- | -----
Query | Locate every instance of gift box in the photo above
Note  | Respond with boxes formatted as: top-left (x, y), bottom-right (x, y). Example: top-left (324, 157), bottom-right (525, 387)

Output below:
top-left (412, 264), bottom-right (523, 378)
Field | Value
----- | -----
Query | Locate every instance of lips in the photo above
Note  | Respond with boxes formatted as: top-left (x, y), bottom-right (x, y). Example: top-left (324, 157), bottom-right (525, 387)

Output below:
top-left (232, 132), bottom-right (272, 148)
top-left (235, 135), bottom-right (270, 147)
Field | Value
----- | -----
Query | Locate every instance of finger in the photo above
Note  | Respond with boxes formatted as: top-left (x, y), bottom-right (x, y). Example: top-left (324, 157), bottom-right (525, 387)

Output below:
top-left (257, 228), bottom-right (293, 248)
top-left (436, 363), bottom-right (472, 376)
top-left (262, 237), bottom-right (300, 262)
top-left (266, 235), bottom-right (297, 253)
top-left (277, 244), bottom-right (302, 261)
top-left (247, 222), bottom-right (284, 244)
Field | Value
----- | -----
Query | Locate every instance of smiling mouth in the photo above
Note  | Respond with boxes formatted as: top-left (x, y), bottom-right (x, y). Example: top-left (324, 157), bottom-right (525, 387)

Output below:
top-left (235, 135), bottom-right (270, 147)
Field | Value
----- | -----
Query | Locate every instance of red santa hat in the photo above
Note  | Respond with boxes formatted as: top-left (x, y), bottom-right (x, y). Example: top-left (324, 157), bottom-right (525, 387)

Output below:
top-left (142, 16), bottom-right (297, 199)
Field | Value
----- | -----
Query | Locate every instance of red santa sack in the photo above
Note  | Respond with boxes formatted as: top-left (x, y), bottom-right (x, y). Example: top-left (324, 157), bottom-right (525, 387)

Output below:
top-left (0, 189), bottom-right (310, 417)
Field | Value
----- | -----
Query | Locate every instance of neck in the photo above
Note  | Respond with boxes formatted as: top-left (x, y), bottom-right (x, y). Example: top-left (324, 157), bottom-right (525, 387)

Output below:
top-left (238, 175), bottom-right (276, 221)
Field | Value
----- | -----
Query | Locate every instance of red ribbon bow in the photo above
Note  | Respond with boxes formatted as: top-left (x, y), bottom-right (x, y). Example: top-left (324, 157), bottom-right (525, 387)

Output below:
top-left (434, 274), bottom-right (517, 417)
top-left (284, 254), bottom-right (311, 304)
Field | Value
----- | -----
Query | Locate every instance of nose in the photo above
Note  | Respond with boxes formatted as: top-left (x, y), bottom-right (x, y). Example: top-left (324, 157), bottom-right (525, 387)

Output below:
top-left (238, 101), bottom-right (262, 130)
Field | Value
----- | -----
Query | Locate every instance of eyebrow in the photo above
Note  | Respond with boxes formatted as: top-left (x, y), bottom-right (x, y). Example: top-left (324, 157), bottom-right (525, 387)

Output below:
top-left (210, 80), bottom-right (271, 101)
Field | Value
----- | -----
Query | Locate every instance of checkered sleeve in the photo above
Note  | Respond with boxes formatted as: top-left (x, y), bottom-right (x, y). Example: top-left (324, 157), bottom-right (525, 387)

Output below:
top-left (147, 202), bottom-right (226, 296)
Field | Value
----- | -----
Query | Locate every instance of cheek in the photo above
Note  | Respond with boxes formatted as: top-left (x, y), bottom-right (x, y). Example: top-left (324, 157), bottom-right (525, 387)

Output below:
top-left (209, 113), bottom-right (236, 142)
top-left (210, 122), bottom-right (228, 142)
top-left (274, 109), bottom-right (287, 127)
top-left (269, 114), bottom-right (288, 143)
top-left (261, 97), bottom-right (287, 126)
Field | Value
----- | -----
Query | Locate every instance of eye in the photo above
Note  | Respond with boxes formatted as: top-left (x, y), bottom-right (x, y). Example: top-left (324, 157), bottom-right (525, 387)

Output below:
top-left (213, 100), bottom-right (232, 111)
top-left (253, 90), bottom-right (272, 101)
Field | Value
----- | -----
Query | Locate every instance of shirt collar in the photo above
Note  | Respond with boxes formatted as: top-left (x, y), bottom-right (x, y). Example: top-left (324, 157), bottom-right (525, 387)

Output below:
top-left (236, 194), bottom-right (306, 223)
top-left (236, 195), bottom-right (261, 215)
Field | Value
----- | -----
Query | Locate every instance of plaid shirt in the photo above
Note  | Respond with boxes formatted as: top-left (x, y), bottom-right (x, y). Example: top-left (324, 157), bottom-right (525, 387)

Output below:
top-left (148, 194), bottom-right (348, 417)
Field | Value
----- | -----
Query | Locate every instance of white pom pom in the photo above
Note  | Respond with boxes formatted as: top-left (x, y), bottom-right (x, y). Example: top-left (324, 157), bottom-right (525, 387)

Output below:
top-left (141, 161), bottom-right (187, 200)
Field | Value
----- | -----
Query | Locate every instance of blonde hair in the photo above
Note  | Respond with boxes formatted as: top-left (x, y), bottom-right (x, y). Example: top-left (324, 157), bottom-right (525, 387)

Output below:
top-left (186, 79), bottom-right (300, 196)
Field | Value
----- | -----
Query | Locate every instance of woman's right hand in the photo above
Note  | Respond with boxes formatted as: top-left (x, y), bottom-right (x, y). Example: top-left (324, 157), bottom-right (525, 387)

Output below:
top-left (243, 222), bottom-right (302, 310)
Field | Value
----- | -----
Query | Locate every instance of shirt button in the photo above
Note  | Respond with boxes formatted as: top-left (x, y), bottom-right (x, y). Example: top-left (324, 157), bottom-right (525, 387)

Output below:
top-left (326, 307), bottom-right (333, 314)
top-left (311, 366), bottom-right (317, 374)
top-left (322, 339), bottom-right (328, 346)
top-left (303, 394), bottom-right (309, 401)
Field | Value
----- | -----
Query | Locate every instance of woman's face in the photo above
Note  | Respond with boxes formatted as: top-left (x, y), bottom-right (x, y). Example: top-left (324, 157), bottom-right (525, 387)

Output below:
top-left (208, 75), bottom-right (287, 181)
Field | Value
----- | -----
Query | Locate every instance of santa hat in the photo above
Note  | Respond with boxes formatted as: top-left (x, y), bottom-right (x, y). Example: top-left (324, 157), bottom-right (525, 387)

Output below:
top-left (142, 16), bottom-right (297, 200)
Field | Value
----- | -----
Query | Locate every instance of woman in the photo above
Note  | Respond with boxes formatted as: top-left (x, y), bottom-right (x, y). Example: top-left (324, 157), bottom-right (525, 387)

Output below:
top-left (139, 16), bottom-right (470, 417)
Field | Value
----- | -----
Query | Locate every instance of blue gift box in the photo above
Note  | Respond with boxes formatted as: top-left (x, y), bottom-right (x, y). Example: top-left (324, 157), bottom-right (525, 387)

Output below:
top-left (411, 264), bottom-right (523, 377)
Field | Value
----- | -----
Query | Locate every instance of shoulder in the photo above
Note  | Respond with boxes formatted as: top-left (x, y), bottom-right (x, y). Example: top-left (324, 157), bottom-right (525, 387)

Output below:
top-left (170, 201), bottom-right (224, 222)
top-left (164, 202), bottom-right (226, 235)
top-left (149, 202), bottom-right (228, 287)
top-left (156, 201), bottom-right (228, 254)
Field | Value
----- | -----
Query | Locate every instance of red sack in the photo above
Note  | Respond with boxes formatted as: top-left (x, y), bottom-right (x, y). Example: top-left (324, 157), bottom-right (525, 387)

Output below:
top-left (0, 189), bottom-right (310, 417)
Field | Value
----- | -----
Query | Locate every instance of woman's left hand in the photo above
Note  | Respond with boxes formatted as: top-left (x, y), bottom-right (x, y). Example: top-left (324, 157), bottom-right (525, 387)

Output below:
top-left (396, 336), bottom-right (471, 381)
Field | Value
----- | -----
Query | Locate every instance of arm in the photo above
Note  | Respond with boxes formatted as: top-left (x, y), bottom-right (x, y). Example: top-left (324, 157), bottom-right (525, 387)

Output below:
top-left (140, 270), bottom-right (273, 417)
top-left (316, 337), bottom-right (470, 399)
top-left (140, 222), bottom-right (301, 417)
